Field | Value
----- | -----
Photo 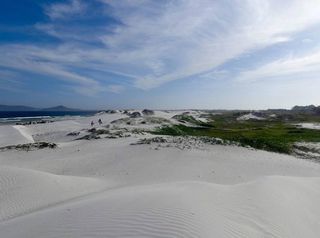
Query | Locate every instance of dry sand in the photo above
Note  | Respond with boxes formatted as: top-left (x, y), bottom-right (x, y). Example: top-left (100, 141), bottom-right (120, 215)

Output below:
top-left (1, 110), bottom-right (320, 237)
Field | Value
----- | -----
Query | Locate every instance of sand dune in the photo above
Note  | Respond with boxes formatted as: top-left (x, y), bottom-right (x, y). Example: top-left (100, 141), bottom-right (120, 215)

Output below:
top-left (12, 125), bottom-right (34, 143)
top-left (1, 177), bottom-right (320, 238)
top-left (1, 111), bottom-right (320, 237)
top-left (0, 166), bottom-right (107, 222)
top-left (0, 125), bottom-right (34, 147)
top-left (237, 113), bottom-right (265, 121)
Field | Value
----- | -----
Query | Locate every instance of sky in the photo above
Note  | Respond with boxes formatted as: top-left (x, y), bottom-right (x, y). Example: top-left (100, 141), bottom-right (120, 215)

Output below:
top-left (1, 0), bottom-right (320, 110)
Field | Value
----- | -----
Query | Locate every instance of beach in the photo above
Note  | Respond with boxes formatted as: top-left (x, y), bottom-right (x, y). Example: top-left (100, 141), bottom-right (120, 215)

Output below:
top-left (1, 110), bottom-right (320, 237)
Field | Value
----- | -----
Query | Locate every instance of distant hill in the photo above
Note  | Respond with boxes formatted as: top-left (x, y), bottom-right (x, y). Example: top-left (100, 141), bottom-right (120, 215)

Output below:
top-left (0, 104), bottom-right (37, 111)
top-left (0, 105), bottom-right (80, 111)
top-left (292, 105), bottom-right (316, 111)
top-left (41, 105), bottom-right (80, 111)
top-left (291, 105), bottom-right (320, 114)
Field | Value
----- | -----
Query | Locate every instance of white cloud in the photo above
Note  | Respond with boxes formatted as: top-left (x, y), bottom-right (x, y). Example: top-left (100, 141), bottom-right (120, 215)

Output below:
top-left (2, 0), bottom-right (320, 95)
top-left (235, 48), bottom-right (320, 82)
top-left (0, 44), bottom-right (103, 95)
top-left (45, 0), bottom-right (85, 20)
top-left (106, 84), bottom-right (125, 93)
top-left (99, 0), bottom-right (320, 89)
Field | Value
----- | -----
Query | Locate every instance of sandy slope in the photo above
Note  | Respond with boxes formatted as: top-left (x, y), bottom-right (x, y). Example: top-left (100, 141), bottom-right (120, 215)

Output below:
top-left (0, 166), bottom-right (107, 221)
top-left (237, 113), bottom-right (265, 121)
top-left (1, 178), bottom-right (320, 238)
top-left (0, 125), bottom-right (34, 147)
top-left (12, 125), bottom-right (34, 143)
top-left (1, 110), bottom-right (320, 237)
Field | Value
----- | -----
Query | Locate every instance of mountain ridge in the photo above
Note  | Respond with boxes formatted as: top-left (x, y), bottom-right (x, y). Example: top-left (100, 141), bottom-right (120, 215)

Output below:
top-left (40, 105), bottom-right (80, 111)
top-left (0, 105), bottom-right (80, 111)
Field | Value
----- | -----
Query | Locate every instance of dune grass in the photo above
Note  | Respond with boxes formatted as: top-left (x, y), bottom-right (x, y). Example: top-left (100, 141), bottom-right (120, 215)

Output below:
top-left (153, 119), bottom-right (320, 154)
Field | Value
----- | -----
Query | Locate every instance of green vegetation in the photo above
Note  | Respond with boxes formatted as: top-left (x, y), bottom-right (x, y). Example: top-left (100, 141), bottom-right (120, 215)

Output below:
top-left (153, 114), bottom-right (320, 154)
top-left (172, 114), bottom-right (211, 126)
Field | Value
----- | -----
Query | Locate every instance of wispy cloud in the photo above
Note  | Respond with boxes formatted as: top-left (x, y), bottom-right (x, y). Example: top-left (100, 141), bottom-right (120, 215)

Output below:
top-left (45, 0), bottom-right (85, 20)
top-left (235, 48), bottom-right (320, 83)
top-left (0, 69), bottom-right (24, 92)
top-left (2, 0), bottom-right (320, 97)
top-left (99, 0), bottom-right (320, 89)
top-left (106, 84), bottom-right (125, 93)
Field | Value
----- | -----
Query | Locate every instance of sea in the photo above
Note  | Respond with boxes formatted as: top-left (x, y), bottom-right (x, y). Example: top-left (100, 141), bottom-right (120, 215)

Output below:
top-left (0, 111), bottom-right (98, 125)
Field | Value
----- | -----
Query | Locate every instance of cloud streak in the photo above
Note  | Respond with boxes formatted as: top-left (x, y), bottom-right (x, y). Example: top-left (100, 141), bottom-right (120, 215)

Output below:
top-left (100, 0), bottom-right (320, 88)
top-left (45, 0), bottom-right (85, 20)
top-left (1, 0), bottom-right (320, 96)
top-left (236, 48), bottom-right (320, 83)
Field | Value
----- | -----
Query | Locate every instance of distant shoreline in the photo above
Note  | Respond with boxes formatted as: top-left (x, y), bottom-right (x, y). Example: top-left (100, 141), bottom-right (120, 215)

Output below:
top-left (0, 111), bottom-right (98, 125)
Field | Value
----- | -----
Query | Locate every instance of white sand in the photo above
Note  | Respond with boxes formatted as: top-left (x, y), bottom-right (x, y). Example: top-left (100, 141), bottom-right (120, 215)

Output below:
top-left (2, 178), bottom-right (320, 238)
top-left (0, 125), bottom-right (34, 147)
top-left (237, 113), bottom-right (265, 121)
top-left (0, 166), bottom-right (106, 221)
top-left (296, 122), bottom-right (320, 130)
top-left (1, 110), bottom-right (320, 237)
top-left (12, 125), bottom-right (34, 143)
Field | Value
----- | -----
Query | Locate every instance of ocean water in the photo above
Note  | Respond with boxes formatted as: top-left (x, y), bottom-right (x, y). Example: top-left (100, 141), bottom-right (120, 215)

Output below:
top-left (0, 111), bottom-right (98, 124)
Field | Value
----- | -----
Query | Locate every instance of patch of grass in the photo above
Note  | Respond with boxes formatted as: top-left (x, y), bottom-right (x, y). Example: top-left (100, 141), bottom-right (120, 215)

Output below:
top-left (153, 121), bottom-right (320, 154)
top-left (172, 114), bottom-right (211, 126)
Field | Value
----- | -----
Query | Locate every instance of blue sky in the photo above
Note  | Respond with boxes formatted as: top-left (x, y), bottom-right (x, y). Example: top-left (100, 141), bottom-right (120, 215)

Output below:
top-left (1, 0), bottom-right (320, 109)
